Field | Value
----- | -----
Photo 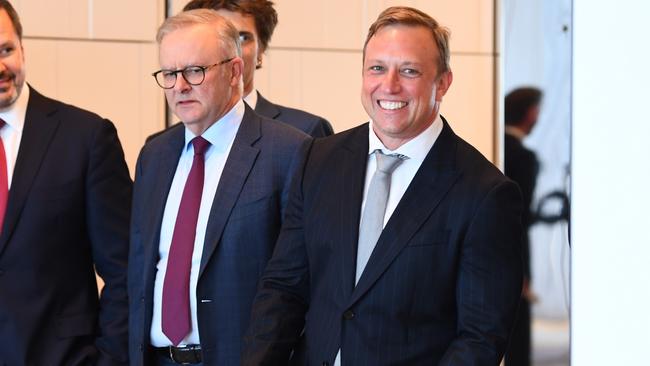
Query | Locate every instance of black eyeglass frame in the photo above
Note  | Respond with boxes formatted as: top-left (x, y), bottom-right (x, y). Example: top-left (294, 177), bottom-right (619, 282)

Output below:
top-left (152, 57), bottom-right (235, 89)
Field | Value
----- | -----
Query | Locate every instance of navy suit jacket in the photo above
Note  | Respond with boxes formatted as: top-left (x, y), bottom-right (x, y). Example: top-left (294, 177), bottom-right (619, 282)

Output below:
top-left (254, 92), bottom-right (333, 138)
top-left (0, 87), bottom-right (132, 366)
top-left (128, 105), bottom-right (310, 365)
top-left (243, 119), bottom-right (524, 366)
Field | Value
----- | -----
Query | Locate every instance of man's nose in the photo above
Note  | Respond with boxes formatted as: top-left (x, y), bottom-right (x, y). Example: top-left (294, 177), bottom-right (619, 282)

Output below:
top-left (381, 69), bottom-right (401, 94)
top-left (174, 73), bottom-right (191, 93)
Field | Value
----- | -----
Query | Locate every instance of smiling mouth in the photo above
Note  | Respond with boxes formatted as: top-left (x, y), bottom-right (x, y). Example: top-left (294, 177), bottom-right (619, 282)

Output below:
top-left (378, 100), bottom-right (407, 110)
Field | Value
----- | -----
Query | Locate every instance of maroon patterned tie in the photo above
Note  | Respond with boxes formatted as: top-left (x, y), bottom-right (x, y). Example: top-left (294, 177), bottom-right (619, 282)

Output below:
top-left (162, 136), bottom-right (210, 346)
top-left (0, 119), bottom-right (8, 234)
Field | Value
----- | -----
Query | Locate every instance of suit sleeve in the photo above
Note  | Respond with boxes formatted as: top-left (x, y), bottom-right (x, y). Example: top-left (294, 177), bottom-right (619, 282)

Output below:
top-left (85, 119), bottom-right (132, 366)
top-left (308, 117), bottom-right (334, 138)
top-left (242, 140), bottom-right (314, 366)
top-left (439, 180), bottom-right (524, 365)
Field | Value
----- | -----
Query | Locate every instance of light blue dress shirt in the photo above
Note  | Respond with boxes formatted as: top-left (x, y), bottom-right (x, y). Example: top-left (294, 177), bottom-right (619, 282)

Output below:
top-left (150, 100), bottom-right (245, 346)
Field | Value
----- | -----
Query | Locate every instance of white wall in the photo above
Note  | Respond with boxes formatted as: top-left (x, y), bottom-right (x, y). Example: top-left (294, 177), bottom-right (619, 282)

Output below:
top-left (571, 0), bottom-right (650, 364)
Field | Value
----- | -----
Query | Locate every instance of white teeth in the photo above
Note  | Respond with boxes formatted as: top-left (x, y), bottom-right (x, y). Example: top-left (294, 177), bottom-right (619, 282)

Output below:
top-left (378, 100), bottom-right (407, 110)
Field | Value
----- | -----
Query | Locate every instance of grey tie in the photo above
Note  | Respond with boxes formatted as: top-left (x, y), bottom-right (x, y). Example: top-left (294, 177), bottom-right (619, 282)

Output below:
top-left (355, 150), bottom-right (405, 284)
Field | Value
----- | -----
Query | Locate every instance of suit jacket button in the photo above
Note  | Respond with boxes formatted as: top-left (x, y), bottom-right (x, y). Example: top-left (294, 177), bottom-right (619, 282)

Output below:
top-left (322, 362), bottom-right (329, 366)
top-left (343, 310), bottom-right (355, 320)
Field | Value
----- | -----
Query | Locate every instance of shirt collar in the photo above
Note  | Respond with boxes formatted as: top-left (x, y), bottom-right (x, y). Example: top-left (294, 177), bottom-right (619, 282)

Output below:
top-left (243, 89), bottom-right (258, 110)
top-left (368, 113), bottom-right (444, 162)
top-left (184, 99), bottom-right (245, 153)
top-left (0, 83), bottom-right (30, 133)
top-left (505, 125), bottom-right (527, 140)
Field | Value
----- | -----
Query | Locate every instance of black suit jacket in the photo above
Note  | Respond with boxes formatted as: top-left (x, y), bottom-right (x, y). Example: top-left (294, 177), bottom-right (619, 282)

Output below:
top-left (0, 87), bottom-right (132, 366)
top-left (128, 105), bottom-right (310, 365)
top-left (243, 119), bottom-right (524, 366)
top-left (504, 133), bottom-right (538, 279)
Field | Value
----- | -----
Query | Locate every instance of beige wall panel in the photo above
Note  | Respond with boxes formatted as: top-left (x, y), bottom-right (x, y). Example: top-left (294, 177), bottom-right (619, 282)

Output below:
top-left (171, 0), bottom-right (189, 15)
top-left (23, 39), bottom-right (59, 95)
top-left (273, 0), bottom-right (366, 50)
top-left (92, 1), bottom-right (164, 41)
top-left (443, 54), bottom-right (495, 160)
top-left (256, 49), bottom-right (302, 109)
top-left (23, 40), bottom-right (163, 174)
top-left (298, 51), bottom-right (366, 132)
top-left (18, 0), bottom-right (89, 39)
top-left (138, 44), bottom-right (167, 149)
top-left (257, 49), bottom-right (366, 134)
top-left (365, 0), bottom-right (494, 54)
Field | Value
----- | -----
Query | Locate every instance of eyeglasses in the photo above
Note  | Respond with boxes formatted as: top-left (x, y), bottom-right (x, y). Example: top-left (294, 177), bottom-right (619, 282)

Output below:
top-left (152, 57), bottom-right (234, 89)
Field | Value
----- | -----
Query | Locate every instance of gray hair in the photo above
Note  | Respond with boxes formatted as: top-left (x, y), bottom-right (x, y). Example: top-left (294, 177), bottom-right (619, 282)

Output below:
top-left (156, 9), bottom-right (241, 57)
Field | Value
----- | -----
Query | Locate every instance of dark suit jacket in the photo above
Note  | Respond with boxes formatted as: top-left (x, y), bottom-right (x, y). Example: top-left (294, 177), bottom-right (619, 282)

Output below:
top-left (504, 133), bottom-right (538, 280)
top-left (128, 105), bottom-right (310, 365)
top-left (255, 92), bottom-right (333, 138)
top-left (0, 87), bottom-right (132, 366)
top-left (243, 119), bottom-right (524, 366)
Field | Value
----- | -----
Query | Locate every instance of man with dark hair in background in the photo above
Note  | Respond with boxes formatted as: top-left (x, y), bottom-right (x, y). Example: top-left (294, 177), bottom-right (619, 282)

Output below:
top-left (504, 87), bottom-right (542, 366)
top-left (149, 0), bottom-right (333, 140)
top-left (0, 1), bottom-right (132, 365)
top-left (243, 6), bottom-right (524, 366)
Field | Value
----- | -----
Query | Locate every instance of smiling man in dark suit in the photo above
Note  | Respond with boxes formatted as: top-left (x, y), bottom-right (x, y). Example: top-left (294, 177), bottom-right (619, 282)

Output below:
top-left (128, 9), bottom-right (309, 366)
top-left (243, 6), bottom-right (524, 366)
top-left (0, 1), bottom-right (132, 365)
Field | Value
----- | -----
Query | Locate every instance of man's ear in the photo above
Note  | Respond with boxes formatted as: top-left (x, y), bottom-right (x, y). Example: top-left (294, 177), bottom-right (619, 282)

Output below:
top-left (435, 70), bottom-right (453, 101)
top-left (230, 57), bottom-right (244, 86)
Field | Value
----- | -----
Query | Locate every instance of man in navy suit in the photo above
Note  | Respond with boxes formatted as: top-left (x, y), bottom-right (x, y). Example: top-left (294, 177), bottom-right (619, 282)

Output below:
top-left (0, 1), bottom-right (131, 365)
top-left (128, 9), bottom-right (309, 366)
top-left (146, 0), bottom-right (332, 143)
top-left (243, 6), bottom-right (524, 366)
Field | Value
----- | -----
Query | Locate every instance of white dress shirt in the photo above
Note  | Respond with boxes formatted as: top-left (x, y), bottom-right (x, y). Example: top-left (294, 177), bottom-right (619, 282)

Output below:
top-left (334, 113), bottom-right (444, 366)
top-left (150, 100), bottom-right (245, 346)
top-left (0, 85), bottom-right (30, 187)
top-left (243, 88), bottom-right (258, 110)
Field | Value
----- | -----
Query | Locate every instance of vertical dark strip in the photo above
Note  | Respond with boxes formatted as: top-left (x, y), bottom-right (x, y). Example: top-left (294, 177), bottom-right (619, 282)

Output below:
top-left (493, 0), bottom-right (502, 168)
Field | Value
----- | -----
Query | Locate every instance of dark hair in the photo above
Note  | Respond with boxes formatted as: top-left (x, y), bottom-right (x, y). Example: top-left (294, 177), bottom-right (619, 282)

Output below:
top-left (364, 6), bottom-right (450, 76)
top-left (0, 0), bottom-right (22, 39)
top-left (183, 0), bottom-right (278, 52)
top-left (504, 87), bottom-right (543, 126)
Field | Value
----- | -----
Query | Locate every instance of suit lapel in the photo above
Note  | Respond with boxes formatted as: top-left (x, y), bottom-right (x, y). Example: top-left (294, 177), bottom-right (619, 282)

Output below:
top-left (0, 88), bottom-right (60, 256)
top-left (349, 120), bottom-right (462, 306)
top-left (336, 125), bottom-right (370, 299)
top-left (142, 126), bottom-right (185, 289)
top-left (198, 105), bottom-right (261, 277)
top-left (253, 92), bottom-right (281, 119)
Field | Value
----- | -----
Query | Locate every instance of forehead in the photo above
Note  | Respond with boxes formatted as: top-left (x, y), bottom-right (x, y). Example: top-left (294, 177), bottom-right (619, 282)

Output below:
top-left (159, 23), bottom-right (221, 65)
top-left (365, 24), bottom-right (438, 64)
top-left (215, 9), bottom-right (257, 33)
top-left (0, 8), bottom-right (19, 42)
